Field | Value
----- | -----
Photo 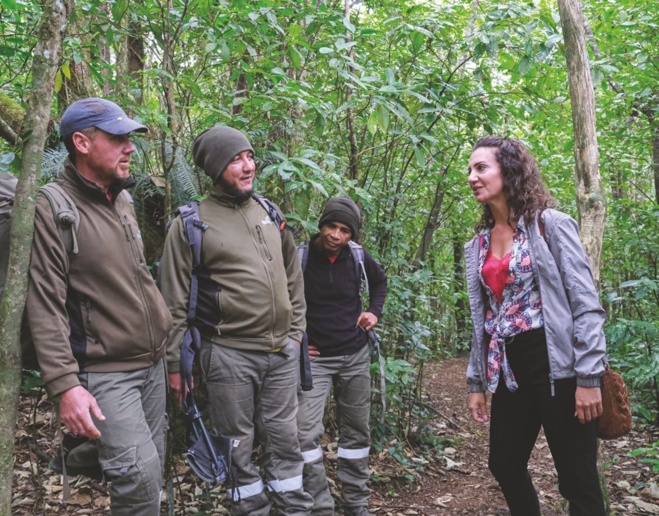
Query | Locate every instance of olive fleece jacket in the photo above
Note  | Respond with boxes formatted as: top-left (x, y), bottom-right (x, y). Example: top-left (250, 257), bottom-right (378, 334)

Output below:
top-left (160, 192), bottom-right (306, 373)
top-left (26, 161), bottom-right (173, 397)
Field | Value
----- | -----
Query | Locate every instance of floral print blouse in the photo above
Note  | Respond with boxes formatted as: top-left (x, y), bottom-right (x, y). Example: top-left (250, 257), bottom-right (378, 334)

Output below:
top-left (478, 218), bottom-right (544, 393)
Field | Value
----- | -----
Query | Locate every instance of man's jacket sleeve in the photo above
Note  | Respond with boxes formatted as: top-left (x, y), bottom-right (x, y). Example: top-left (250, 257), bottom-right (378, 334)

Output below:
top-left (159, 216), bottom-right (193, 374)
top-left (364, 249), bottom-right (387, 320)
top-left (26, 196), bottom-right (79, 397)
top-left (281, 228), bottom-right (306, 342)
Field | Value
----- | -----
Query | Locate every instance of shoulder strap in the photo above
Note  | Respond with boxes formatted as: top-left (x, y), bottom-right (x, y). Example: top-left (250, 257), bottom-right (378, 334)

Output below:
top-left (176, 201), bottom-right (208, 323)
top-left (40, 183), bottom-right (80, 255)
top-left (348, 240), bottom-right (369, 295)
top-left (252, 194), bottom-right (296, 235)
top-left (297, 241), bottom-right (309, 272)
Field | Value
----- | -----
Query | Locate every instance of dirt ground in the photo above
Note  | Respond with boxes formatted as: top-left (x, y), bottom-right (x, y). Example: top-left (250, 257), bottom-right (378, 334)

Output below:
top-left (12, 357), bottom-right (659, 515)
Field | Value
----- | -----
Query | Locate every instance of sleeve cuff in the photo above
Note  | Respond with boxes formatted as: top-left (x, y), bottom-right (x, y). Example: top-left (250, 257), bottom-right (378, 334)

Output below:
top-left (576, 376), bottom-right (602, 388)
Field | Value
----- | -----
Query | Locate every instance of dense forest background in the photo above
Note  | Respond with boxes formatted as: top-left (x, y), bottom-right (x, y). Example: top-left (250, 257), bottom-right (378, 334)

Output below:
top-left (0, 0), bottom-right (657, 508)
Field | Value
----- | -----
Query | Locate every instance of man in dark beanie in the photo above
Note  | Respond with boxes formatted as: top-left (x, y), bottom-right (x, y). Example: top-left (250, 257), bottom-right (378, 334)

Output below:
top-left (160, 126), bottom-right (312, 516)
top-left (297, 196), bottom-right (388, 516)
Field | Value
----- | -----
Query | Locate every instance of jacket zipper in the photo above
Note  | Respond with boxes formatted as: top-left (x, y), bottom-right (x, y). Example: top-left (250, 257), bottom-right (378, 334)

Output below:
top-left (116, 207), bottom-right (157, 357)
top-left (239, 203), bottom-right (277, 348)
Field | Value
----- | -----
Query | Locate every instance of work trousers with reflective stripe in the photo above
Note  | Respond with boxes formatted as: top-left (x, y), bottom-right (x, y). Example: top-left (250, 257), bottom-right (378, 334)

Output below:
top-left (200, 340), bottom-right (313, 516)
top-left (297, 344), bottom-right (371, 514)
top-left (79, 360), bottom-right (167, 516)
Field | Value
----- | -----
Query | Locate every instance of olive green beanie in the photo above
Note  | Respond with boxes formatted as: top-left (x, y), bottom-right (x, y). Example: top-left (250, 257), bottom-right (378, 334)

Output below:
top-left (192, 126), bottom-right (254, 183)
top-left (318, 196), bottom-right (362, 236)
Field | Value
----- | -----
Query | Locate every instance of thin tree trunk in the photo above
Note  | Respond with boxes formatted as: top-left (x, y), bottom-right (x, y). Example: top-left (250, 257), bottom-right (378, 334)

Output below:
top-left (654, 130), bottom-right (659, 205)
top-left (0, 1), bottom-right (68, 513)
top-left (452, 226), bottom-right (466, 336)
top-left (345, 0), bottom-right (359, 182)
top-left (557, 0), bottom-right (606, 284)
top-left (416, 176), bottom-right (446, 265)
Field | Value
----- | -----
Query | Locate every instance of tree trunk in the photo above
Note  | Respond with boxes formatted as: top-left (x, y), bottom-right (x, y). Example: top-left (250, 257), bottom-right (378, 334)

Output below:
top-left (345, 0), bottom-right (359, 183)
top-left (557, 0), bottom-right (606, 284)
top-left (654, 129), bottom-right (659, 205)
top-left (452, 226), bottom-right (466, 336)
top-left (127, 30), bottom-right (146, 105)
top-left (0, 0), bottom-right (68, 513)
top-left (416, 176), bottom-right (445, 265)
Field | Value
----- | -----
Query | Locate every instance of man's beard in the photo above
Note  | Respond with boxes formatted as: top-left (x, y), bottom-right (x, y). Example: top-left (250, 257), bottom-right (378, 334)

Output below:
top-left (216, 175), bottom-right (253, 202)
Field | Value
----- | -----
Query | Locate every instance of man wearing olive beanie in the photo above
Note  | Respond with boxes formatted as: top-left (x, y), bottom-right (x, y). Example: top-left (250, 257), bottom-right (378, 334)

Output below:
top-left (160, 126), bottom-right (312, 516)
top-left (297, 196), bottom-right (388, 516)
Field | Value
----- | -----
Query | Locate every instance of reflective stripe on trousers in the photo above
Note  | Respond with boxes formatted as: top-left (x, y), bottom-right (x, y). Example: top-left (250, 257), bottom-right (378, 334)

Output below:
top-left (338, 446), bottom-right (370, 460)
top-left (267, 474), bottom-right (304, 493)
top-left (302, 445), bottom-right (323, 463)
top-left (229, 479), bottom-right (264, 502)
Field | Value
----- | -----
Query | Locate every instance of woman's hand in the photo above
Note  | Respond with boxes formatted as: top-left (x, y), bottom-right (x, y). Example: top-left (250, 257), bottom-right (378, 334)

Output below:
top-left (575, 386), bottom-right (602, 424)
top-left (469, 392), bottom-right (490, 423)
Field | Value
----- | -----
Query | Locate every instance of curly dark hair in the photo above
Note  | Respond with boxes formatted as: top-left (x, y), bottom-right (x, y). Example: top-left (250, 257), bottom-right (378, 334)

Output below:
top-left (472, 136), bottom-right (556, 231)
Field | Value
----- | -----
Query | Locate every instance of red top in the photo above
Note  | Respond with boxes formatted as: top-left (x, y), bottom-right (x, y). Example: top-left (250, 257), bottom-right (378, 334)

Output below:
top-left (482, 252), bottom-right (510, 303)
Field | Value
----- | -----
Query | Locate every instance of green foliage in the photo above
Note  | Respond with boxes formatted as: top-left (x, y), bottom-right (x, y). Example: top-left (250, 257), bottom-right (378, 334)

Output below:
top-left (2, 0), bottom-right (657, 490)
top-left (628, 441), bottom-right (659, 474)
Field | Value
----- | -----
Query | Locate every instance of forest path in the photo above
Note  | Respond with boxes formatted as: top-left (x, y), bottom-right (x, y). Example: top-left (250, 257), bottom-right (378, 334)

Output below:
top-left (11, 357), bottom-right (658, 515)
top-left (369, 357), bottom-right (657, 516)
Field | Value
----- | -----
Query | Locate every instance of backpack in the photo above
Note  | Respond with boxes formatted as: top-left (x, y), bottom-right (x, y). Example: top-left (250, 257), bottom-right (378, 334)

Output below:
top-left (0, 172), bottom-right (18, 301)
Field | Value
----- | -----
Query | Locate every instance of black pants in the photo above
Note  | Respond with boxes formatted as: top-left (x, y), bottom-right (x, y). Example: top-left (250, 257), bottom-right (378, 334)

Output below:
top-left (488, 328), bottom-right (605, 516)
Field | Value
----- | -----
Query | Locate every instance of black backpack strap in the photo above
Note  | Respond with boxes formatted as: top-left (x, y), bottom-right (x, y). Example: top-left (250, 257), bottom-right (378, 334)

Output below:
top-left (176, 202), bottom-right (208, 323)
top-left (252, 194), bottom-right (297, 236)
top-left (348, 240), bottom-right (368, 296)
top-left (174, 201), bottom-right (209, 408)
top-left (299, 332), bottom-right (313, 391)
top-left (297, 240), bottom-right (309, 272)
top-left (295, 240), bottom-right (313, 390)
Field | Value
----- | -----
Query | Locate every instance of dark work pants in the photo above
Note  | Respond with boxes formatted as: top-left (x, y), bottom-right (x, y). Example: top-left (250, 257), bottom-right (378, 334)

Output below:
top-left (488, 329), bottom-right (605, 516)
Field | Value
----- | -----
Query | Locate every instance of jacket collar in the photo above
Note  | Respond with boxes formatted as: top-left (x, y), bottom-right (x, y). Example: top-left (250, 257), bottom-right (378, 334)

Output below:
top-left (61, 158), bottom-right (135, 204)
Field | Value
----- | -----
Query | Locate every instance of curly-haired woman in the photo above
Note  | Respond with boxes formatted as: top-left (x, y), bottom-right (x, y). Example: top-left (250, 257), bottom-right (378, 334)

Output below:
top-left (465, 136), bottom-right (606, 515)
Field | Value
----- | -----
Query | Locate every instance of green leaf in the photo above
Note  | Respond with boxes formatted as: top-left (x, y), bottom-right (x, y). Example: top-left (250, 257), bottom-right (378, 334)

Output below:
top-left (54, 69), bottom-right (62, 93)
top-left (376, 104), bottom-right (389, 132)
top-left (61, 62), bottom-right (71, 80)
top-left (367, 109), bottom-right (378, 135)
top-left (518, 56), bottom-right (533, 76)
top-left (289, 46), bottom-right (302, 68)
top-left (319, 47), bottom-right (334, 54)
top-left (1, 0), bottom-right (28, 9)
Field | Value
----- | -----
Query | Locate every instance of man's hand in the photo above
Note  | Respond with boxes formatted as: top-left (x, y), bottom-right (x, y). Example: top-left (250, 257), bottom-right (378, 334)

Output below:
top-left (468, 392), bottom-right (490, 423)
top-left (575, 386), bottom-right (602, 424)
top-left (59, 386), bottom-right (105, 440)
top-left (308, 344), bottom-right (321, 361)
top-left (356, 312), bottom-right (378, 332)
top-left (168, 372), bottom-right (188, 408)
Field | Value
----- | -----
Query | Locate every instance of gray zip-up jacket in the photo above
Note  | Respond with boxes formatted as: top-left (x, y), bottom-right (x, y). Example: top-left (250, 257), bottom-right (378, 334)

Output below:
top-left (466, 209), bottom-right (606, 393)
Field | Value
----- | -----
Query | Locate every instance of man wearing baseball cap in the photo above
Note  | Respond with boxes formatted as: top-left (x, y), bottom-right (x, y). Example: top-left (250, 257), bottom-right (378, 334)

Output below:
top-left (26, 98), bottom-right (172, 515)
top-left (159, 126), bottom-right (313, 515)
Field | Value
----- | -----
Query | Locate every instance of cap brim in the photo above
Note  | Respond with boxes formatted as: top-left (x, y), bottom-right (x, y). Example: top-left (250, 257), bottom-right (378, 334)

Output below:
top-left (96, 118), bottom-right (147, 135)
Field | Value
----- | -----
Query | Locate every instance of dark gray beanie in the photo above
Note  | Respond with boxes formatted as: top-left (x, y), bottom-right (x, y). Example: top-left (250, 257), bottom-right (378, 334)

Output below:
top-left (318, 196), bottom-right (361, 236)
top-left (192, 126), bottom-right (254, 183)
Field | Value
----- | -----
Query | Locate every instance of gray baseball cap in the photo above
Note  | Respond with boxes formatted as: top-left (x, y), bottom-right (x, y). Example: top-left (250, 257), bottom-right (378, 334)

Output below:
top-left (60, 98), bottom-right (147, 138)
